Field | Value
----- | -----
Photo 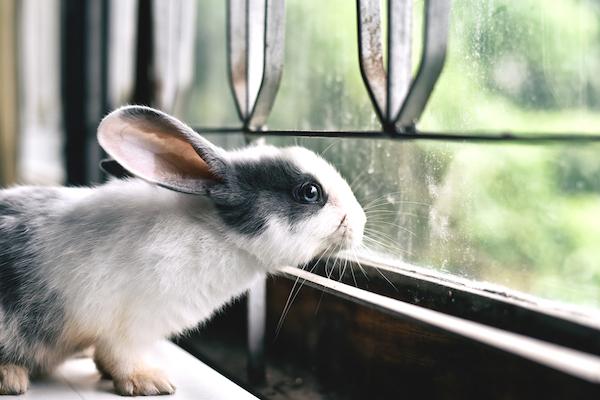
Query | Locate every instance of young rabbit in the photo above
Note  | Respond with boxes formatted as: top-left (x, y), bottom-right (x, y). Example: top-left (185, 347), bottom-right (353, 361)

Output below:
top-left (0, 106), bottom-right (366, 396)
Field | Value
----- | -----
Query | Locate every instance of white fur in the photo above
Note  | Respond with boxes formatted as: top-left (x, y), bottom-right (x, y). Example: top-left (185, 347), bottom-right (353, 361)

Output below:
top-left (37, 180), bottom-right (264, 350)
top-left (31, 145), bottom-right (365, 374)
top-left (223, 145), bottom-right (366, 267)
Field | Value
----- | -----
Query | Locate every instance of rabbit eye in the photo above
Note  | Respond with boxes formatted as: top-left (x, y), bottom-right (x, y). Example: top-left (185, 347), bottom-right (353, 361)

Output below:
top-left (294, 182), bottom-right (322, 204)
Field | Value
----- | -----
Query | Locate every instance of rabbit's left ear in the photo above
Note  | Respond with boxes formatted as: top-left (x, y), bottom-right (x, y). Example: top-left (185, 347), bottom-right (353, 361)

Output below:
top-left (97, 106), bottom-right (229, 194)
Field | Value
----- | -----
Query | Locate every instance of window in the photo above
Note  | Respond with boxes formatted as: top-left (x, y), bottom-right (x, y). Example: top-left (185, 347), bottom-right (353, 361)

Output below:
top-left (181, 0), bottom-right (600, 314)
top-left (20, 0), bottom-right (599, 398)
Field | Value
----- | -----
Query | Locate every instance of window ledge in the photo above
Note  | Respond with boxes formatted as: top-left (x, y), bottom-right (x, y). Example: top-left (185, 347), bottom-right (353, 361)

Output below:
top-left (13, 341), bottom-right (258, 399)
top-left (278, 266), bottom-right (600, 384)
top-left (346, 250), bottom-right (600, 330)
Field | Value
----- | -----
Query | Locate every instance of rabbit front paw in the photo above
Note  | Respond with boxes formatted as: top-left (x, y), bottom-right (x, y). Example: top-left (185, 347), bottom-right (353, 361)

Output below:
top-left (0, 364), bottom-right (29, 395)
top-left (114, 368), bottom-right (175, 396)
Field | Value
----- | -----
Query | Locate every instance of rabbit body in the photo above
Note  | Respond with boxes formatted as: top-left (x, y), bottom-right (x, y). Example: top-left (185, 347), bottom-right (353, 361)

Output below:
top-left (0, 106), bottom-right (366, 396)
top-left (0, 180), bottom-right (263, 392)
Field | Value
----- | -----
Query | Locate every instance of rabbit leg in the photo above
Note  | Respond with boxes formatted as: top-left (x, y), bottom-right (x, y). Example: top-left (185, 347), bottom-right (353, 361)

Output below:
top-left (113, 368), bottom-right (175, 397)
top-left (92, 354), bottom-right (112, 380)
top-left (94, 341), bottom-right (175, 396)
top-left (0, 364), bottom-right (29, 395)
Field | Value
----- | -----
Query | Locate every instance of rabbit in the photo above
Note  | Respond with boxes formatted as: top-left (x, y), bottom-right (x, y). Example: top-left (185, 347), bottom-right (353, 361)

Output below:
top-left (0, 106), bottom-right (366, 396)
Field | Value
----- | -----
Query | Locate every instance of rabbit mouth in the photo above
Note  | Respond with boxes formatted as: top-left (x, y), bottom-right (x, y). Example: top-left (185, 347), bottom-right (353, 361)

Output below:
top-left (328, 216), bottom-right (350, 246)
top-left (312, 215), bottom-right (360, 260)
top-left (334, 223), bottom-right (364, 252)
top-left (332, 228), bottom-right (357, 252)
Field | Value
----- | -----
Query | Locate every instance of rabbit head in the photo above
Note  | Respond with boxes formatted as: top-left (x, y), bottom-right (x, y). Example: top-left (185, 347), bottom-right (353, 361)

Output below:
top-left (98, 106), bottom-right (366, 268)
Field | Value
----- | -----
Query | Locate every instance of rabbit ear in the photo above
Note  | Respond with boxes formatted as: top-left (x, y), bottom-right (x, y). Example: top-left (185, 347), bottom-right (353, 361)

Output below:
top-left (97, 106), bottom-right (228, 194)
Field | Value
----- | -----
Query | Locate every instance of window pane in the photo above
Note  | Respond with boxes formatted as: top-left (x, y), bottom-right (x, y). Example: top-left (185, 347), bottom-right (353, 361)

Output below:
top-left (268, 0), bottom-right (379, 130)
top-left (265, 137), bottom-right (600, 314)
top-left (180, 0), bottom-right (239, 127)
top-left (420, 0), bottom-right (600, 134)
top-left (182, 0), bottom-right (600, 315)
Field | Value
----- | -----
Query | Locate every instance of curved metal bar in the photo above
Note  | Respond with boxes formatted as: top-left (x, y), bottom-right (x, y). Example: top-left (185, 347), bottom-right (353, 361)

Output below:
top-left (356, 0), bottom-right (387, 123)
top-left (386, 0), bottom-right (412, 124)
top-left (227, 0), bottom-right (285, 129)
top-left (153, 0), bottom-right (197, 113)
top-left (227, 0), bottom-right (249, 120)
top-left (247, 0), bottom-right (285, 129)
top-left (394, 0), bottom-right (451, 131)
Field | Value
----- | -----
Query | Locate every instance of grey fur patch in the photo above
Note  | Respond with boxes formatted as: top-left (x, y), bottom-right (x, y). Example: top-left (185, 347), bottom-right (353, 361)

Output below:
top-left (100, 159), bottom-right (133, 179)
top-left (209, 157), bottom-right (327, 236)
top-left (0, 190), bottom-right (66, 367)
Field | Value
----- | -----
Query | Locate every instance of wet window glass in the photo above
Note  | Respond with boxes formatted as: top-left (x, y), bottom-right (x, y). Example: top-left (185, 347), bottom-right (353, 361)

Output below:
top-left (270, 137), bottom-right (600, 313)
top-left (184, 0), bottom-right (600, 313)
top-left (420, 0), bottom-right (600, 134)
top-left (181, 0), bottom-right (239, 127)
top-left (267, 0), bottom-right (378, 130)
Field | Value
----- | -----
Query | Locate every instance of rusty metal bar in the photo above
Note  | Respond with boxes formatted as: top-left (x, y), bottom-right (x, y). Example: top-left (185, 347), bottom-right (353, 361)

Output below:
top-left (227, 0), bottom-right (285, 129)
top-left (356, 0), bottom-right (450, 132)
top-left (394, 0), bottom-right (451, 130)
top-left (387, 0), bottom-right (412, 125)
top-left (246, 0), bottom-right (265, 113)
top-left (356, 0), bottom-right (386, 122)
top-left (247, 0), bottom-right (285, 129)
top-left (192, 126), bottom-right (600, 143)
top-left (227, 0), bottom-right (249, 120)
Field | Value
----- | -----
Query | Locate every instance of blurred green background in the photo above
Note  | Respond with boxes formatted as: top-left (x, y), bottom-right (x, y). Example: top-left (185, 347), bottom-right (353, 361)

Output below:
top-left (184, 0), bottom-right (600, 311)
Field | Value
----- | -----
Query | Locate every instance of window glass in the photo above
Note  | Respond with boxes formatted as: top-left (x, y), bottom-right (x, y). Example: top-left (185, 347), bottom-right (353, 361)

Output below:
top-left (266, 137), bottom-right (600, 313)
top-left (202, 133), bottom-right (247, 151)
top-left (420, 0), bottom-right (600, 134)
top-left (185, 0), bottom-right (600, 313)
top-left (267, 0), bottom-right (379, 130)
top-left (181, 0), bottom-right (239, 127)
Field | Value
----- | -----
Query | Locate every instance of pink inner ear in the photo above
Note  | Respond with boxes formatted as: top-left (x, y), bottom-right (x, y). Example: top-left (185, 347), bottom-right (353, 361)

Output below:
top-left (99, 118), bottom-right (219, 184)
